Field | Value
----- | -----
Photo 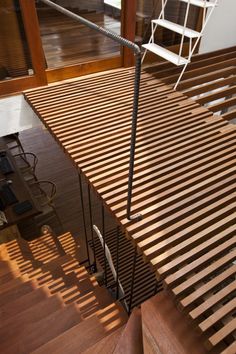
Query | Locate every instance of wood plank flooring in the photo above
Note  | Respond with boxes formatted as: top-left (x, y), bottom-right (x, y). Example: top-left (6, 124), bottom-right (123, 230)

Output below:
top-left (37, 7), bottom-right (121, 69)
top-left (24, 64), bottom-right (236, 353)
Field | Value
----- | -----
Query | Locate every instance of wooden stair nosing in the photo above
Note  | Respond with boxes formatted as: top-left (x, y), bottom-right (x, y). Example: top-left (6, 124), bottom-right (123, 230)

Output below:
top-left (4, 304), bottom-right (82, 354)
top-left (0, 279), bottom-right (38, 306)
top-left (82, 325), bottom-right (124, 354)
top-left (31, 315), bottom-right (106, 354)
top-left (0, 294), bottom-right (64, 340)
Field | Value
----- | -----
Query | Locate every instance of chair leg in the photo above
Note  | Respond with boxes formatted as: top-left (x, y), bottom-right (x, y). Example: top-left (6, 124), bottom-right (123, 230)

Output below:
top-left (15, 135), bottom-right (25, 155)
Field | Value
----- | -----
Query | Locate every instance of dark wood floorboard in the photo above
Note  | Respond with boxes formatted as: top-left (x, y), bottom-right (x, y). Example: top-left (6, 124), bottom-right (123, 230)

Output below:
top-left (37, 8), bottom-right (121, 69)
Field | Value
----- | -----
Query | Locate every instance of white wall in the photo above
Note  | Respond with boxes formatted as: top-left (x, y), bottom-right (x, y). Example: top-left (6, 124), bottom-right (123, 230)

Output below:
top-left (0, 95), bottom-right (42, 137)
top-left (199, 0), bottom-right (236, 53)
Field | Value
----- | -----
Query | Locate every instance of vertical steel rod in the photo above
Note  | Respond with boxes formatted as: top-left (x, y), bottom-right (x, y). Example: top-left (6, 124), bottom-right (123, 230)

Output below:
top-left (126, 55), bottom-right (142, 221)
top-left (78, 173), bottom-right (91, 267)
top-left (101, 204), bottom-right (107, 286)
top-left (128, 245), bottom-right (137, 314)
top-left (88, 184), bottom-right (97, 271)
top-left (115, 225), bottom-right (120, 299)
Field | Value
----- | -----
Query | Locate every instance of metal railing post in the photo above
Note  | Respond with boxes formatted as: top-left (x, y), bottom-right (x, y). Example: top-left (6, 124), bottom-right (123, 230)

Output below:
top-left (115, 226), bottom-right (120, 299)
top-left (78, 173), bottom-right (91, 267)
top-left (128, 245), bottom-right (137, 314)
top-left (101, 204), bottom-right (107, 286)
top-left (88, 185), bottom-right (97, 272)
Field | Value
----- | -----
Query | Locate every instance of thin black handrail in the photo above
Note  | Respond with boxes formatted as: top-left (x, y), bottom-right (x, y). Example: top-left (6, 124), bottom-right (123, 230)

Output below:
top-left (41, 0), bottom-right (142, 221)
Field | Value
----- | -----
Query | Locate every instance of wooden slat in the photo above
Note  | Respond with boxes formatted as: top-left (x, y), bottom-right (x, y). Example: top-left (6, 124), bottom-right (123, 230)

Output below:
top-left (178, 67), bottom-right (236, 91)
top-left (209, 96), bottom-right (236, 113)
top-left (199, 297), bottom-right (236, 332)
top-left (183, 75), bottom-right (236, 97)
top-left (189, 280), bottom-right (236, 320)
top-left (169, 250), bottom-right (236, 295)
top-left (221, 109), bottom-right (236, 121)
top-left (207, 318), bottom-right (236, 349)
top-left (221, 341), bottom-right (236, 354)
top-left (180, 265), bottom-right (236, 309)
top-left (163, 234), bottom-right (235, 288)
top-left (196, 85), bottom-right (236, 105)
top-left (153, 220), bottom-right (235, 276)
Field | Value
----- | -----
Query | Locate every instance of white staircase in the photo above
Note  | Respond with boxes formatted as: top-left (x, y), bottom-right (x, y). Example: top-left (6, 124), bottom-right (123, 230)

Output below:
top-left (142, 0), bottom-right (218, 89)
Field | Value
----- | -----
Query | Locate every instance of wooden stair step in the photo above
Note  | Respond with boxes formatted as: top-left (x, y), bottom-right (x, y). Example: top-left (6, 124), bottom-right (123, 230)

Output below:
top-left (0, 250), bottom-right (35, 270)
top-left (0, 233), bottom-right (59, 266)
top-left (31, 315), bottom-right (105, 354)
top-left (141, 291), bottom-right (208, 354)
top-left (0, 279), bottom-right (38, 306)
top-left (0, 286), bottom-right (51, 322)
top-left (73, 286), bottom-right (120, 319)
top-left (0, 263), bottom-right (24, 284)
top-left (0, 259), bottom-right (22, 273)
top-left (43, 269), bottom-right (93, 298)
top-left (114, 307), bottom-right (143, 354)
top-left (0, 294), bottom-right (63, 340)
top-left (95, 301), bottom-right (128, 333)
top-left (0, 254), bottom-right (82, 289)
top-left (3, 303), bottom-right (82, 354)
top-left (58, 231), bottom-right (80, 257)
top-left (26, 254), bottom-right (76, 279)
top-left (82, 325), bottom-right (124, 354)
top-left (0, 265), bottom-right (91, 306)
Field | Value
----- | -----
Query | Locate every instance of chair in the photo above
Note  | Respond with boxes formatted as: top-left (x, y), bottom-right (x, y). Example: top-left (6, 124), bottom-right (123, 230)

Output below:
top-left (3, 133), bottom-right (25, 155)
top-left (30, 180), bottom-right (63, 233)
top-left (13, 152), bottom-right (38, 184)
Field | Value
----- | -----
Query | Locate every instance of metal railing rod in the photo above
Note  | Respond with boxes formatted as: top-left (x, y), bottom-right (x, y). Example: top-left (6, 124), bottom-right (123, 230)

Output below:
top-left (88, 185), bottom-right (97, 272)
top-left (101, 204), bottom-right (107, 286)
top-left (128, 245), bottom-right (137, 315)
top-left (40, 0), bottom-right (142, 221)
top-left (78, 173), bottom-right (91, 267)
top-left (116, 226), bottom-right (120, 299)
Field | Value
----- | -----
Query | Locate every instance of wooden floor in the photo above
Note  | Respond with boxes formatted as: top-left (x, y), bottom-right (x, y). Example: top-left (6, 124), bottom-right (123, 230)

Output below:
top-left (37, 8), bottom-right (121, 68)
top-left (24, 53), bottom-right (236, 353)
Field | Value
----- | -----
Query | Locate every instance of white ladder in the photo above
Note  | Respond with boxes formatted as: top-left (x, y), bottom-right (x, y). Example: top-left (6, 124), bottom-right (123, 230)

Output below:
top-left (142, 0), bottom-right (218, 89)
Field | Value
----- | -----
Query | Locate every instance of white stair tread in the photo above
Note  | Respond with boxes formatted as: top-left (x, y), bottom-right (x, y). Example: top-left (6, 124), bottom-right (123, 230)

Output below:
top-left (142, 43), bottom-right (189, 66)
top-left (180, 0), bottom-right (216, 8)
top-left (152, 19), bottom-right (201, 38)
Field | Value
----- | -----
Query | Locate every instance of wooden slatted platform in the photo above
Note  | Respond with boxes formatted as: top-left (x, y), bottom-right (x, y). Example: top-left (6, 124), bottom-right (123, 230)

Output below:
top-left (24, 60), bottom-right (236, 353)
